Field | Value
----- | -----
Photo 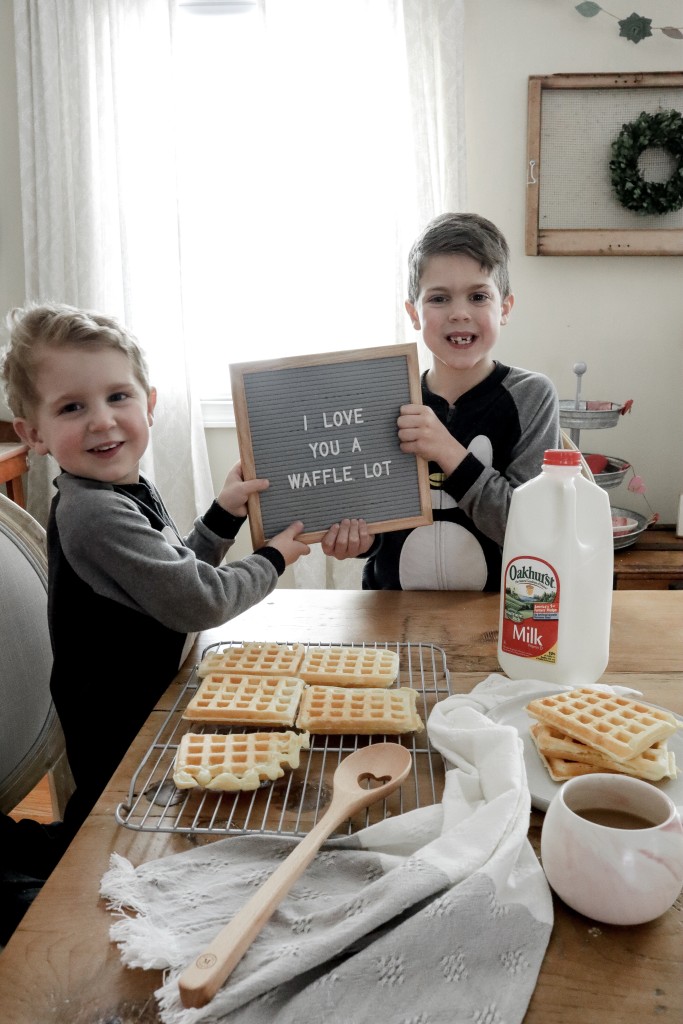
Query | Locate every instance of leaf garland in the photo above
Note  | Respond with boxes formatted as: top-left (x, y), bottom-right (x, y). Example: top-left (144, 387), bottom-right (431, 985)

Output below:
top-left (575, 3), bottom-right (683, 42)
top-left (609, 109), bottom-right (683, 215)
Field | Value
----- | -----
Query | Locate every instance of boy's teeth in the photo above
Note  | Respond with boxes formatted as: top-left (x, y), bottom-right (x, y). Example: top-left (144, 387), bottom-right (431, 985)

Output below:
top-left (449, 335), bottom-right (474, 345)
top-left (93, 443), bottom-right (118, 451)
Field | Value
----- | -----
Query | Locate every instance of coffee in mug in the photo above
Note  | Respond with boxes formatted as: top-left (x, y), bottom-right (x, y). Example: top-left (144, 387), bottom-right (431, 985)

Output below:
top-left (540, 773), bottom-right (683, 925)
top-left (573, 807), bottom-right (657, 830)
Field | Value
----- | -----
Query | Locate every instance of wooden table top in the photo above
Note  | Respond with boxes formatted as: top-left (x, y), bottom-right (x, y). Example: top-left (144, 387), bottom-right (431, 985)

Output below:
top-left (1, 589), bottom-right (681, 1023)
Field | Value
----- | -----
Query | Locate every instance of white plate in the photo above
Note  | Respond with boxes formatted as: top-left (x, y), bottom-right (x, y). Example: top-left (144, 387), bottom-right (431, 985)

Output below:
top-left (611, 515), bottom-right (638, 536)
top-left (487, 691), bottom-right (683, 812)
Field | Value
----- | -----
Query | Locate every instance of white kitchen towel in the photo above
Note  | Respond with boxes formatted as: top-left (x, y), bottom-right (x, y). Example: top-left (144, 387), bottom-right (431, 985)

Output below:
top-left (101, 674), bottom-right (576, 1024)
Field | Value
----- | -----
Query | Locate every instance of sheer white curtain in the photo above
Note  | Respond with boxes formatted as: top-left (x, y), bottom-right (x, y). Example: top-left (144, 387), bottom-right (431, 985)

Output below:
top-left (248, 0), bottom-right (467, 588)
top-left (12, 0), bottom-right (213, 532)
top-left (11, 0), bottom-right (466, 589)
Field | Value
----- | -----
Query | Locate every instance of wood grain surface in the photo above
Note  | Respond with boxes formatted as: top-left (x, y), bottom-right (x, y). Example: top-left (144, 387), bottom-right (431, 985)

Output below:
top-left (1, 589), bottom-right (681, 1024)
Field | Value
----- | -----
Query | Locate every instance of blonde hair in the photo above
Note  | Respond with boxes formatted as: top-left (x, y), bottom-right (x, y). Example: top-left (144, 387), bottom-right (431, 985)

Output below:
top-left (1, 302), bottom-right (151, 418)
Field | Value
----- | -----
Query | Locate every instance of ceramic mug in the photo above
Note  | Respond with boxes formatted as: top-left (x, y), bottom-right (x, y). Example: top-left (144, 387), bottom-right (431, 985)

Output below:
top-left (540, 773), bottom-right (683, 925)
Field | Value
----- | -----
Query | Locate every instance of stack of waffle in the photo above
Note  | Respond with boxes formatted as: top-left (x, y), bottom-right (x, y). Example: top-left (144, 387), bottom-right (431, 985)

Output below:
top-left (526, 688), bottom-right (679, 783)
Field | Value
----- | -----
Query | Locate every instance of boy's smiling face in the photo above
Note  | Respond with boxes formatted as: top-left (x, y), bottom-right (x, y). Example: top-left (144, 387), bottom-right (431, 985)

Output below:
top-left (14, 345), bottom-right (156, 486)
top-left (405, 253), bottom-right (514, 394)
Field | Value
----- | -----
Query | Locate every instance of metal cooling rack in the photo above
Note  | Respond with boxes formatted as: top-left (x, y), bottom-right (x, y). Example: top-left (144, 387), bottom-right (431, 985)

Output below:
top-left (115, 641), bottom-right (451, 838)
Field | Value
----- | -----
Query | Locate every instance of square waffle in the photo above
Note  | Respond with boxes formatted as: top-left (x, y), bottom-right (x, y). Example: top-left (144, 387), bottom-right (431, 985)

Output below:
top-left (295, 684), bottom-right (423, 735)
top-left (173, 730), bottom-right (310, 791)
top-left (526, 688), bottom-right (680, 763)
top-left (183, 673), bottom-right (304, 726)
top-left (529, 722), bottom-right (677, 783)
top-left (299, 645), bottom-right (399, 687)
top-left (197, 642), bottom-right (305, 678)
top-left (528, 729), bottom-right (606, 783)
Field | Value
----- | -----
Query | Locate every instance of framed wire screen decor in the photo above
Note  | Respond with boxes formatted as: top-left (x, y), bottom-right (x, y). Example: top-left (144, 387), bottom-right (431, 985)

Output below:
top-left (526, 72), bottom-right (683, 256)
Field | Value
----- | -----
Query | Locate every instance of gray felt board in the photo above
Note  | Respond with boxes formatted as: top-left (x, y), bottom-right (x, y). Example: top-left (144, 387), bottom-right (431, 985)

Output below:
top-left (232, 346), bottom-right (432, 546)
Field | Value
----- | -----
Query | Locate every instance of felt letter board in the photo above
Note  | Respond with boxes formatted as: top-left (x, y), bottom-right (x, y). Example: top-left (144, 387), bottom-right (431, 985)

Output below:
top-left (230, 344), bottom-right (433, 548)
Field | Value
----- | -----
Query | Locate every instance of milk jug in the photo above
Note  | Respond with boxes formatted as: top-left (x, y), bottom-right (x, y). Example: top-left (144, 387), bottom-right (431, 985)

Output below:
top-left (498, 449), bottom-right (613, 686)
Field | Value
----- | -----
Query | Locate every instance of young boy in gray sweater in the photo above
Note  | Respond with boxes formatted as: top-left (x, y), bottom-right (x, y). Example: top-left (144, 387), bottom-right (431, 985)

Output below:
top-left (322, 212), bottom-right (560, 590)
top-left (0, 302), bottom-right (310, 940)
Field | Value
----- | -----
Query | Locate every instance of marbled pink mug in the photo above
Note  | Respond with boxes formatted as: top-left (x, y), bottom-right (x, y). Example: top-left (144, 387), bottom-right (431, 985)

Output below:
top-left (540, 773), bottom-right (683, 925)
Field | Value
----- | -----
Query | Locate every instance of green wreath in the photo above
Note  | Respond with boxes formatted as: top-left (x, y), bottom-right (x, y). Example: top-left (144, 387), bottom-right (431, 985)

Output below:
top-left (609, 109), bottom-right (683, 216)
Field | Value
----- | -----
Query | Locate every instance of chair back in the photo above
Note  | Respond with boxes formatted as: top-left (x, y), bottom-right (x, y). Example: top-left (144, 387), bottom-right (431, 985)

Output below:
top-left (0, 493), bottom-right (73, 817)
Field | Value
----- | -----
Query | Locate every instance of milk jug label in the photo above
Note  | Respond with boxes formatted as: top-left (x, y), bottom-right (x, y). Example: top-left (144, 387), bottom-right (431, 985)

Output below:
top-left (501, 556), bottom-right (559, 663)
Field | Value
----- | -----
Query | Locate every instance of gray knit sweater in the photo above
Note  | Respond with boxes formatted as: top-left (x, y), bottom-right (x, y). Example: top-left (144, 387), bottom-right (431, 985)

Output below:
top-left (46, 472), bottom-right (282, 835)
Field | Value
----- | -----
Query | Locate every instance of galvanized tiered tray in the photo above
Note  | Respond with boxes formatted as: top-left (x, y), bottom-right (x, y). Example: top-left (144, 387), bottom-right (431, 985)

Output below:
top-left (561, 362), bottom-right (646, 550)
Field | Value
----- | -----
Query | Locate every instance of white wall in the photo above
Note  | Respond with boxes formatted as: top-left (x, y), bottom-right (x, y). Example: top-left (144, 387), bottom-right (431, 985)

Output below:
top-left (462, 0), bottom-right (683, 524)
top-left (2, 1), bottom-right (682, 537)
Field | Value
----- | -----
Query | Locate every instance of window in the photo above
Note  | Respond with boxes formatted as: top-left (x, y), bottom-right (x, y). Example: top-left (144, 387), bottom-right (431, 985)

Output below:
top-left (175, 1), bottom-right (420, 414)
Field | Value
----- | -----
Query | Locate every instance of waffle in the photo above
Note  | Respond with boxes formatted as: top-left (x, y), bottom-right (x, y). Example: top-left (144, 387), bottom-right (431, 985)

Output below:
top-left (529, 722), bottom-right (677, 783)
top-left (173, 730), bottom-right (310, 791)
top-left (299, 646), bottom-right (399, 688)
top-left (295, 684), bottom-right (423, 735)
top-left (183, 673), bottom-right (304, 726)
top-left (528, 728), bottom-right (606, 783)
top-left (197, 642), bottom-right (305, 678)
top-left (526, 688), bottom-right (680, 763)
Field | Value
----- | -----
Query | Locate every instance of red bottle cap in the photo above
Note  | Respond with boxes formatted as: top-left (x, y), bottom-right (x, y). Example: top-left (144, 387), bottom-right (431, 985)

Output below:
top-left (543, 449), bottom-right (581, 466)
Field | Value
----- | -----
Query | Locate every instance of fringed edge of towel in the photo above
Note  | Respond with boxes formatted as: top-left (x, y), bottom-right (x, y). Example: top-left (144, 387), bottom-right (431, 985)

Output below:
top-left (100, 852), bottom-right (182, 971)
top-left (100, 852), bottom-right (147, 913)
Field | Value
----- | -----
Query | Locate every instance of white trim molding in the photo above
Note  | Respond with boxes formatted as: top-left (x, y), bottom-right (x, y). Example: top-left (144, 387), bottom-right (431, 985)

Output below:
top-left (201, 398), bottom-right (236, 429)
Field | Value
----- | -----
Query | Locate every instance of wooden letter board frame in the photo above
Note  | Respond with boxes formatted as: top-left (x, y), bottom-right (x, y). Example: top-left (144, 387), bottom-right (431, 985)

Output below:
top-left (230, 344), bottom-right (433, 549)
top-left (526, 71), bottom-right (683, 256)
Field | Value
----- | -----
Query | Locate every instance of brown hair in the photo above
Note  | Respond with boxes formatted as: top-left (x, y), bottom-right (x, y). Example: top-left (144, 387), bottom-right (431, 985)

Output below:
top-left (407, 212), bottom-right (511, 305)
top-left (1, 302), bottom-right (151, 418)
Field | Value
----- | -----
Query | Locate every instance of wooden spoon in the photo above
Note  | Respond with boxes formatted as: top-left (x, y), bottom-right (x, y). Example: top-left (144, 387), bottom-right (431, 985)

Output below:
top-left (178, 742), bottom-right (413, 1009)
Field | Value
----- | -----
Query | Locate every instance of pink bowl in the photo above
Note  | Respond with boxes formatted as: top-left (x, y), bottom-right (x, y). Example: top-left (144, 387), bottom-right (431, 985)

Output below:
top-left (612, 515), bottom-right (638, 536)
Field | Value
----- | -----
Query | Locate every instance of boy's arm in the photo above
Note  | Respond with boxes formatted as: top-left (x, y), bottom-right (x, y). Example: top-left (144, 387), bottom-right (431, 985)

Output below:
top-left (397, 404), bottom-right (468, 478)
top-left (180, 459), bottom-right (264, 566)
top-left (184, 461), bottom-right (308, 570)
top-left (53, 477), bottom-right (307, 634)
top-left (441, 373), bottom-right (560, 546)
